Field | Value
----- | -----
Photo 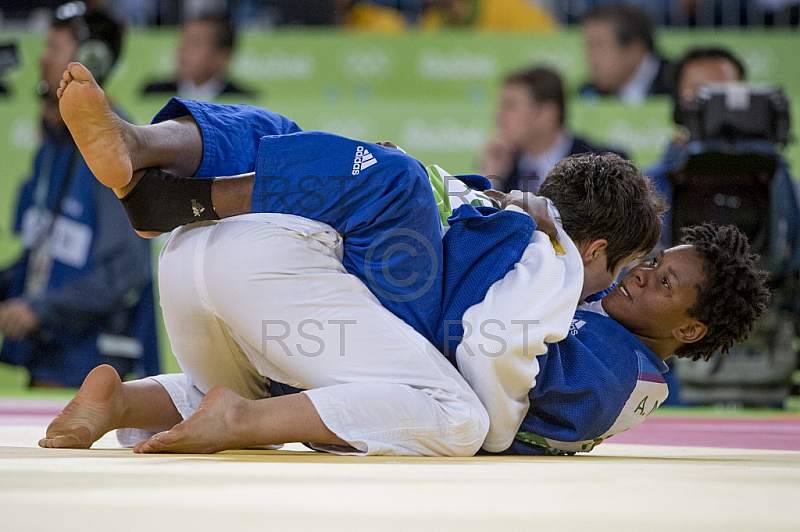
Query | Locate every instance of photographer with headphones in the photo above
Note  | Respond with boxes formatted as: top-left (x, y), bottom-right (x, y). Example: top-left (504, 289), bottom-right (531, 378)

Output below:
top-left (0, 2), bottom-right (159, 387)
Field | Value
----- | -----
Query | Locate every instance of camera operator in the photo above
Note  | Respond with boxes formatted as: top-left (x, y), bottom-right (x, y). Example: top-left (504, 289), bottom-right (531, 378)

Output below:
top-left (647, 46), bottom-right (800, 406)
top-left (0, 2), bottom-right (159, 387)
top-left (649, 46), bottom-right (799, 260)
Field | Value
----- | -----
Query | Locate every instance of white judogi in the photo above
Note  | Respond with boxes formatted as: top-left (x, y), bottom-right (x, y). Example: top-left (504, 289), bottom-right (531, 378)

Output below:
top-left (118, 213), bottom-right (489, 456)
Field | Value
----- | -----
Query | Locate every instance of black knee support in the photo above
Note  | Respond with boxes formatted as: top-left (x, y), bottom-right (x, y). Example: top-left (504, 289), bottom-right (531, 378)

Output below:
top-left (119, 168), bottom-right (220, 232)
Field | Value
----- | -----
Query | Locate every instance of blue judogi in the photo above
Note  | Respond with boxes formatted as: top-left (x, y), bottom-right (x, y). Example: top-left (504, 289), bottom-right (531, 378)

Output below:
top-left (508, 309), bottom-right (668, 455)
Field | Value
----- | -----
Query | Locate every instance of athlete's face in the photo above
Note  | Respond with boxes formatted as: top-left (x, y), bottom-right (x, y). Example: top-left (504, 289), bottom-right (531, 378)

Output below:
top-left (601, 245), bottom-right (706, 341)
top-left (582, 249), bottom-right (642, 301)
top-left (495, 83), bottom-right (547, 149)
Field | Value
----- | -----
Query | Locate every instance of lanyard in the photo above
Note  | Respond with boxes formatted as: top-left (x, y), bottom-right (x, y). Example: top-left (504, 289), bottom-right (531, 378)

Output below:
top-left (30, 144), bottom-right (82, 250)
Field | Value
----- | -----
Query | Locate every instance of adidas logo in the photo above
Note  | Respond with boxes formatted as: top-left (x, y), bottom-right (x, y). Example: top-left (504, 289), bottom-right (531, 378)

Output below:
top-left (351, 145), bottom-right (378, 175)
top-left (569, 319), bottom-right (586, 336)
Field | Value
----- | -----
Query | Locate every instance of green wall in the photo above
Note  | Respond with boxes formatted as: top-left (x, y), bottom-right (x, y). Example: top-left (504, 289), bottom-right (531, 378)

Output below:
top-left (1, 27), bottom-right (798, 385)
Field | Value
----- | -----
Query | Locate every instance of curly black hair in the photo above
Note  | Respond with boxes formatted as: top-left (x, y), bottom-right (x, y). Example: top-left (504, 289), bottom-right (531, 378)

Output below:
top-left (673, 223), bottom-right (771, 361)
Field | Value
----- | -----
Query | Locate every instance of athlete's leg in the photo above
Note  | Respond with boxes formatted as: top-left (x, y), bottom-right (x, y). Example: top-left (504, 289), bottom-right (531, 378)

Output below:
top-left (145, 215), bottom-right (487, 456)
top-left (39, 364), bottom-right (182, 449)
top-left (39, 368), bottom-right (348, 452)
top-left (58, 62), bottom-right (298, 233)
top-left (133, 385), bottom-right (346, 454)
top-left (40, 216), bottom-right (347, 453)
top-left (58, 62), bottom-right (204, 191)
top-left (60, 63), bottom-right (442, 338)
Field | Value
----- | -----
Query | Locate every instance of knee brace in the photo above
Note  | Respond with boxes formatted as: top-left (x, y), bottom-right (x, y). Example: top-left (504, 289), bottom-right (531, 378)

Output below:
top-left (119, 168), bottom-right (220, 232)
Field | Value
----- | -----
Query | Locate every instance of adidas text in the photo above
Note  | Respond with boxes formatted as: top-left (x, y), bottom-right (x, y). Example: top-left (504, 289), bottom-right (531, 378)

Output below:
top-left (351, 145), bottom-right (378, 175)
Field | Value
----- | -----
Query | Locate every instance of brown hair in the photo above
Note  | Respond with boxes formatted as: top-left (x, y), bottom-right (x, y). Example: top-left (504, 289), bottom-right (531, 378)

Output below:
top-left (539, 152), bottom-right (666, 271)
top-left (504, 66), bottom-right (566, 126)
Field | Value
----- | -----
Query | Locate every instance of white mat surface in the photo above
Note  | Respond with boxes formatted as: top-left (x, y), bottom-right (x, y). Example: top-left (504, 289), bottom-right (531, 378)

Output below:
top-left (2, 423), bottom-right (799, 532)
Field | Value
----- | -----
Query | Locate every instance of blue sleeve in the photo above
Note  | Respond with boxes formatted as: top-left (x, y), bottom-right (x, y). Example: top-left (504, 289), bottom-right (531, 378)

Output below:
top-left (771, 160), bottom-right (800, 275)
top-left (1, 179), bottom-right (34, 300)
top-left (151, 98), bottom-right (302, 178)
top-left (0, 257), bottom-right (25, 302)
top-left (646, 155), bottom-right (675, 247)
top-left (27, 180), bottom-right (152, 339)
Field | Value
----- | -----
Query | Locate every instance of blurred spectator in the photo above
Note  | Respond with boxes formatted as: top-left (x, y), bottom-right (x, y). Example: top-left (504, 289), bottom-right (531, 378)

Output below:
top-left (759, 0), bottom-right (800, 24)
top-left (553, 0), bottom-right (673, 25)
top-left (344, 0), bottom-right (558, 31)
top-left (421, 0), bottom-right (558, 30)
top-left (0, 2), bottom-right (159, 387)
top-left (113, 0), bottom-right (158, 27)
top-left (552, 0), bottom-right (798, 27)
top-left (579, 4), bottom-right (673, 104)
top-left (142, 13), bottom-right (254, 100)
top-left (480, 66), bottom-right (627, 193)
top-left (0, 42), bottom-right (18, 96)
top-left (344, 0), bottom-right (409, 31)
top-left (240, 0), bottom-right (340, 26)
top-left (356, 0), bottom-right (424, 25)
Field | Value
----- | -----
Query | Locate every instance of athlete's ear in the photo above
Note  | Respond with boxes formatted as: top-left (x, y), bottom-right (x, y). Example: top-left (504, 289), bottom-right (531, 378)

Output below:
top-left (579, 239), bottom-right (608, 265)
top-left (673, 320), bottom-right (707, 344)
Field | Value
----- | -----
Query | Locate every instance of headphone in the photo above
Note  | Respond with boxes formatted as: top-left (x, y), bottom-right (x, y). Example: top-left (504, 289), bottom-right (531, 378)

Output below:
top-left (56, 2), bottom-right (114, 84)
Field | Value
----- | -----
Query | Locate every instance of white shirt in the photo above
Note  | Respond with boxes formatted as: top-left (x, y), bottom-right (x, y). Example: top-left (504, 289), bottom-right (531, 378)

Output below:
top-left (177, 77), bottom-right (227, 102)
top-left (517, 132), bottom-right (573, 193)
top-left (619, 53), bottom-right (661, 105)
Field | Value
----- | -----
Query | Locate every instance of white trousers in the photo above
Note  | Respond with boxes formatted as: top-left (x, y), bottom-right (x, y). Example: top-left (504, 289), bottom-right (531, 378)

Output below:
top-left (118, 213), bottom-right (488, 456)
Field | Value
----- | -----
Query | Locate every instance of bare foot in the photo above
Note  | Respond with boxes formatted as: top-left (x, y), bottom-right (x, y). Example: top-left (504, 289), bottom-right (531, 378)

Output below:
top-left (133, 386), bottom-right (250, 454)
top-left (39, 365), bottom-right (125, 449)
top-left (57, 62), bottom-right (136, 190)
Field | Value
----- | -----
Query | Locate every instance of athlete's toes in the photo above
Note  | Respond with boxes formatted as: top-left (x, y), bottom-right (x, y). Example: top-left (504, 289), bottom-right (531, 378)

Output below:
top-left (134, 432), bottom-right (172, 453)
top-left (67, 61), bottom-right (93, 81)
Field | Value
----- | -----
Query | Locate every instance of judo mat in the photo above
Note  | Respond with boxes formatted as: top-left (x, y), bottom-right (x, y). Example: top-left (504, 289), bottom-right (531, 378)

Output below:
top-left (1, 398), bottom-right (799, 532)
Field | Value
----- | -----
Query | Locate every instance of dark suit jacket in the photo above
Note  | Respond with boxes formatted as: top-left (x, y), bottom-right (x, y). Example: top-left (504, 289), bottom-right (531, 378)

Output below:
top-left (502, 136), bottom-right (629, 193)
top-left (142, 79), bottom-right (255, 98)
top-left (579, 57), bottom-right (674, 99)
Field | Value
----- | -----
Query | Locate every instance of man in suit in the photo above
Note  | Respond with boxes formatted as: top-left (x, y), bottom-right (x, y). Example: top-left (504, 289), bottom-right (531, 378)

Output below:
top-left (142, 13), bottom-right (253, 101)
top-left (579, 4), bottom-right (673, 105)
top-left (480, 66), bottom-right (627, 193)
